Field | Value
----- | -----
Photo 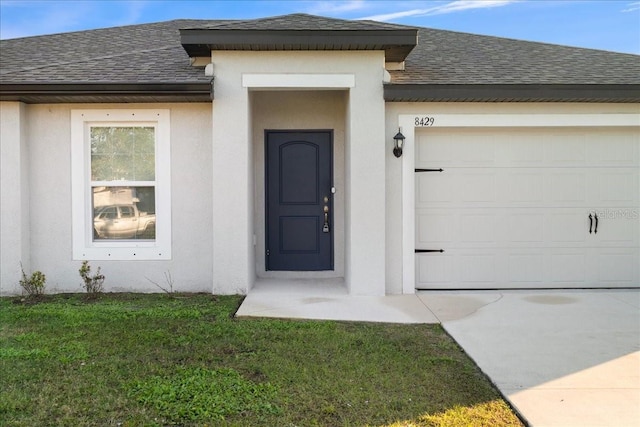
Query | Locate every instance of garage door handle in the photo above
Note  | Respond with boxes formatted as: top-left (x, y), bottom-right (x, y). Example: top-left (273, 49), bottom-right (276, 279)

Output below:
top-left (588, 213), bottom-right (593, 234)
top-left (594, 213), bottom-right (598, 234)
top-left (415, 249), bottom-right (445, 253)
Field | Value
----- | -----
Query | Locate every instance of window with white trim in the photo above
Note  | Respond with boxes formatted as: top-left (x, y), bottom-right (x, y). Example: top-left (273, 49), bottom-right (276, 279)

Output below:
top-left (71, 110), bottom-right (171, 260)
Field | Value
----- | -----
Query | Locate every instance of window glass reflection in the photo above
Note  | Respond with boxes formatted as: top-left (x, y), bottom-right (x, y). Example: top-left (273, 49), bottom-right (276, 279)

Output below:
top-left (91, 127), bottom-right (155, 181)
top-left (92, 187), bottom-right (156, 240)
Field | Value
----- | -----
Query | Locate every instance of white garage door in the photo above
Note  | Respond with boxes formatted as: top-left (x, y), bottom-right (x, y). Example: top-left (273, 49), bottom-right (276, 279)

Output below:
top-left (415, 127), bottom-right (640, 289)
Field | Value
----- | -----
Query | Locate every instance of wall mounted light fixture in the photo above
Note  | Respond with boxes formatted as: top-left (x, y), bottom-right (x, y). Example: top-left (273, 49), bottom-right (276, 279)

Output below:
top-left (393, 128), bottom-right (405, 158)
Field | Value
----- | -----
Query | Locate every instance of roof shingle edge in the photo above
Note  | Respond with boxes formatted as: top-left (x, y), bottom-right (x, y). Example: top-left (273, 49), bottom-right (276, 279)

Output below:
top-left (383, 84), bottom-right (640, 103)
top-left (0, 82), bottom-right (213, 103)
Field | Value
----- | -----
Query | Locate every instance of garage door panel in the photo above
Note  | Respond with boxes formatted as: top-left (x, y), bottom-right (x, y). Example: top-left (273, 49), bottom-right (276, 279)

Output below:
top-left (417, 168), bottom-right (618, 208)
top-left (417, 250), bottom-right (503, 289)
top-left (416, 213), bottom-right (453, 244)
top-left (549, 213), bottom-right (588, 243)
top-left (417, 254), bottom-right (454, 286)
top-left (456, 137), bottom-right (496, 165)
top-left (417, 249), bottom-right (552, 288)
top-left (508, 214), bottom-right (544, 243)
top-left (508, 137), bottom-right (545, 165)
top-left (508, 173), bottom-right (545, 202)
top-left (461, 174), bottom-right (497, 202)
top-left (416, 171), bottom-right (500, 206)
top-left (594, 212), bottom-right (639, 246)
top-left (418, 208), bottom-right (594, 248)
top-left (459, 254), bottom-right (497, 284)
top-left (415, 127), bottom-right (639, 289)
top-left (416, 173), bottom-right (452, 204)
top-left (596, 249), bottom-right (639, 284)
top-left (596, 171), bottom-right (638, 204)
top-left (418, 129), bottom-right (640, 168)
top-left (416, 134), bottom-right (453, 165)
top-left (458, 214), bottom-right (496, 243)
top-left (417, 131), bottom-right (498, 167)
top-left (417, 209), bottom-right (505, 249)
top-left (550, 251), bottom-right (587, 284)
top-left (417, 208), bottom-right (636, 250)
top-left (587, 131), bottom-right (639, 166)
top-left (549, 134), bottom-right (587, 165)
top-left (416, 248), bottom-right (638, 288)
top-left (508, 253), bottom-right (544, 283)
top-left (550, 172), bottom-right (587, 203)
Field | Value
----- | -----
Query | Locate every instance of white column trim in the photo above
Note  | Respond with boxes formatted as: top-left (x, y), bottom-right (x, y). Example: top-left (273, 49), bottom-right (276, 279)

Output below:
top-left (399, 112), bottom-right (640, 294)
top-left (399, 115), bottom-right (417, 295)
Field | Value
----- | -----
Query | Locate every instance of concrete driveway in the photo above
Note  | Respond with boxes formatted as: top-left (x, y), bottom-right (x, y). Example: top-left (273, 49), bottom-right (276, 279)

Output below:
top-left (418, 290), bottom-right (640, 427)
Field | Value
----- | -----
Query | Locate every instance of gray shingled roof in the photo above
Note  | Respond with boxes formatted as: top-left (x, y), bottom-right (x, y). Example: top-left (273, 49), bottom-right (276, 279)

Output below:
top-left (185, 13), bottom-right (416, 31)
top-left (1, 14), bottom-right (639, 103)
top-left (0, 20), bottom-right (209, 84)
top-left (395, 27), bottom-right (640, 85)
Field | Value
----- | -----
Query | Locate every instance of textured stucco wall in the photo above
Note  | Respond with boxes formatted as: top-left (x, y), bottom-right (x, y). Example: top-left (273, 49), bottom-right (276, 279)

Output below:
top-left (4, 95), bottom-right (638, 297)
top-left (0, 102), bottom-right (29, 294)
top-left (0, 103), bottom-right (213, 295)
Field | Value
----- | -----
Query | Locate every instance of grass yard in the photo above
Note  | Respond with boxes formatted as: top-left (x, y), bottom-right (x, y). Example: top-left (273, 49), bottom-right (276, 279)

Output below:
top-left (0, 293), bottom-right (522, 426)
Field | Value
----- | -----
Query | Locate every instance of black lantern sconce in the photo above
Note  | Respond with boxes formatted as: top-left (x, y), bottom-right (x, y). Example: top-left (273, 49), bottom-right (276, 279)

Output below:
top-left (393, 128), bottom-right (405, 158)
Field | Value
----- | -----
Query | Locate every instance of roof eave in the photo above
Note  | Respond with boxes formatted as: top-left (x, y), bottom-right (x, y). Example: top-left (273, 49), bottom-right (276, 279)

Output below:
top-left (383, 84), bottom-right (640, 103)
top-left (3, 82), bottom-right (637, 104)
top-left (0, 82), bottom-right (213, 103)
top-left (180, 29), bottom-right (418, 62)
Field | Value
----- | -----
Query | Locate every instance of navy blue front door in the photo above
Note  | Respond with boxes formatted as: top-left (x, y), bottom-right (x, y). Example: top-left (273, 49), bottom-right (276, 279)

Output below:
top-left (266, 131), bottom-right (333, 271)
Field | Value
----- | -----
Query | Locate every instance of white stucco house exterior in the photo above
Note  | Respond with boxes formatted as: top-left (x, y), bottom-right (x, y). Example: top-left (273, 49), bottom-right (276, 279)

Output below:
top-left (1, 14), bottom-right (639, 296)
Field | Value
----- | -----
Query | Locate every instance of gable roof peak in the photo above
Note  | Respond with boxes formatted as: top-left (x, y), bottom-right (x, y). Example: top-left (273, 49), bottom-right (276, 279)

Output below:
top-left (182, 13), bottom-right (418, 32)
top-left (179, 13), bottom-right (418, 61)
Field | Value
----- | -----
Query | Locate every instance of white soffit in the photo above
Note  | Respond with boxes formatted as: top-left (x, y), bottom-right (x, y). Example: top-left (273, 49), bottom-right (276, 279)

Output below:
top-left (242, 74), bottom-right (355, 89)
top-left (190, 57), bottom-right (212, 67)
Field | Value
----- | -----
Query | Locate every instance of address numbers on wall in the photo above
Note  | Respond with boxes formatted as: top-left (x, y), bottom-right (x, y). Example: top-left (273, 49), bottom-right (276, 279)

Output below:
top-left (414, 116), bottom-right (435, 127)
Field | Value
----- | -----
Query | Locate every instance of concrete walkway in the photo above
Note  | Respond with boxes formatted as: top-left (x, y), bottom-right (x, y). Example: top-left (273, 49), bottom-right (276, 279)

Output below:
top-left (237, 279), bottom-right (439, 323)
top-left (238, 285), bottom-right (640, 426)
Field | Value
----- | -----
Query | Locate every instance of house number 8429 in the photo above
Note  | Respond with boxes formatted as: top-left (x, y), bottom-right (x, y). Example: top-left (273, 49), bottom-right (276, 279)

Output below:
top-left (415, 116), bottom-right (435, 127)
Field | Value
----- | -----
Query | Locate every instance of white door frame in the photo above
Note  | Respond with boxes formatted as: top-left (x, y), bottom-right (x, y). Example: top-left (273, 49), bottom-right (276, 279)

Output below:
top-left (399, 113), bottom-right (640, 294)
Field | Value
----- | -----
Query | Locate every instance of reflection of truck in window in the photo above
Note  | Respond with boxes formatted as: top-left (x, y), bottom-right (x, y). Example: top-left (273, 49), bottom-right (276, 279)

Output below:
top-left (93, 205), bottom-right (156, 239)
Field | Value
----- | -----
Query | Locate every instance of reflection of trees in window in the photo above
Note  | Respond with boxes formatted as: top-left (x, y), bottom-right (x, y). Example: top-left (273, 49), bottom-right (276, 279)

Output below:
top-left (91, 127), bottom-right (155, 181)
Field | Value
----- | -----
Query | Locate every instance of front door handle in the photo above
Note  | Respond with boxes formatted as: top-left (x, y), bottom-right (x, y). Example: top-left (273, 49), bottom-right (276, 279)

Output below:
top-left (322, 205), bottom-right (329, 233)
top-left (589, 213), bottom-right (593, 234)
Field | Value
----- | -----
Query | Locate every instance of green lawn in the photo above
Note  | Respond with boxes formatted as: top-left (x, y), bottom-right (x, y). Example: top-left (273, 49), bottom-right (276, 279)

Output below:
top-left (0, 293), bottom-right (522, 426)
